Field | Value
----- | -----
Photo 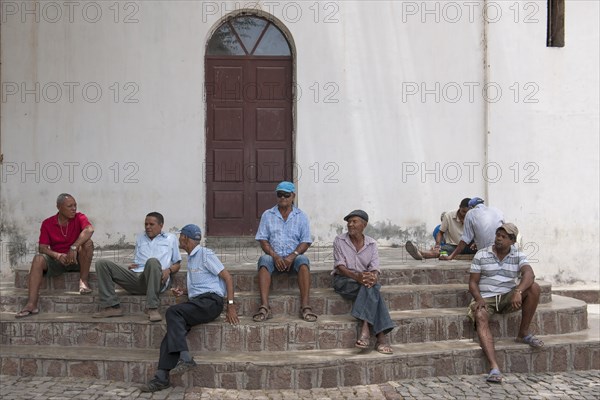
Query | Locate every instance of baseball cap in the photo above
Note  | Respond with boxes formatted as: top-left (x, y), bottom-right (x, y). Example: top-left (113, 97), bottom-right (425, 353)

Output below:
top-left (275, 181), bottom-right (295, 193)
top-left (468, 197), bottom-right (484, 207)
top-left (179, 224), bottom-right (202, 240)
top-left (344, 209), bottom-right (369, 222)
top-left (498, 223), bottom-right (519, 237)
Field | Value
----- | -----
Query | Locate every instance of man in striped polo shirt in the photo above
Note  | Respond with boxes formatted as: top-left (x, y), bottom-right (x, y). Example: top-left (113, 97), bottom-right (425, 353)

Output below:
top-left (467, 223), bottom-right (544, 384)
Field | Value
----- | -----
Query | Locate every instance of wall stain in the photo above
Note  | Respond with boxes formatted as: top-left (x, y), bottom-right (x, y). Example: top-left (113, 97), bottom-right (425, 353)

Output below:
top-left (0, 219), bottom-right (28, 269)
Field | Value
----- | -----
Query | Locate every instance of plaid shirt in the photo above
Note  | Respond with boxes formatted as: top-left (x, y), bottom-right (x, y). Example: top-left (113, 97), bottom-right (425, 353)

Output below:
top-left (255, 205), bottom-right (312, 256)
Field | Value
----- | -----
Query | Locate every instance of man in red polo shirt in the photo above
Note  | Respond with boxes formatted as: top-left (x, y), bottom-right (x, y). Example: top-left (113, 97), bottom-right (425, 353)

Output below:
top-left (15, 193), bottom-right (95, 318)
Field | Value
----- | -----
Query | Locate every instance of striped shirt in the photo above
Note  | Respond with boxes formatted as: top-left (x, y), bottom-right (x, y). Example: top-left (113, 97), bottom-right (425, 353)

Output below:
top-left (255, 205), bottom-right (312, 256)
top-left (187, 245), bottom-right (226, 298)
top-left (332, 233), bottom-right (380, 275)
top-left (470, 245), bottom-right (529, 298)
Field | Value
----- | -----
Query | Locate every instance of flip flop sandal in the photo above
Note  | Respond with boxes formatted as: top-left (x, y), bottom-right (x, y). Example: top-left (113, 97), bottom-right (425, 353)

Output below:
top-left (486, 368), bottom-right (503, 383)
top-left (376, 343), bottom-right (393, 355)
top-left (252, 306), bottom-right (272, 322)
top-left (79, 284), bottom-right (93, 295)
top-left (516, 334), bottom-right (544, 348)
top-left (301, 306), bottom-right (318, 322)
top-left (405, 241), bottom-right (424, 260)
top-left (355, 336), bottom-right (370, 349)
top-left (15, 309), bottom-right (39, 319)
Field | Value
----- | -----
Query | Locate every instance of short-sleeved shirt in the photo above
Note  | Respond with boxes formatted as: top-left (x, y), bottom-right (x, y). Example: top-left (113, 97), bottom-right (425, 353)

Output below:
top-left (461, 204), bottom-right (504, 250)
top-left (332, 233), bottom-right (380, 275)
top-left (39, 212), bottom-right (92, 253)
top-left (186, 245), bottom-right (226, 298)
top-left (255, 205), bottom-right (312, 256)
top-left (440, 209), bottom-right (465, 245)
top-left (470, 245), bottom-right (530, 298)
top-left (132, 232), bottom-right (181, 273)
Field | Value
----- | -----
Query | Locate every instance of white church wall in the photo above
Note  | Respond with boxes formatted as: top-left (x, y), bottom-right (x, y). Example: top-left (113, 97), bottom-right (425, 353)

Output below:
top-left (1, 1), bottom-right (597, 283)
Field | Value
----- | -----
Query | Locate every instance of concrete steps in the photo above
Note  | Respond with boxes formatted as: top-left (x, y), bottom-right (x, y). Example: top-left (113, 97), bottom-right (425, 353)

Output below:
top-left (0, 296), bottom-right (587, 351)
top-left (2, 247), bottom-right (599, 389)
top-left (1, 317), bottom-right (598, 389)
top-left (0, 283), bottom-right (554, 316)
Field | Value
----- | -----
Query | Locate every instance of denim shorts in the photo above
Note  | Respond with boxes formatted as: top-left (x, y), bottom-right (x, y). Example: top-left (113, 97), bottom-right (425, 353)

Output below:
top-left (441, 243), bottom-right (477, 254)
top-left (257, 254), bottom-right (310, 274)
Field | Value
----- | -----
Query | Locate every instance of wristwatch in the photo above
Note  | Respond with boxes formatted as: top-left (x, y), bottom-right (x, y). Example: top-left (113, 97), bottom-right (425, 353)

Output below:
top-left (70, 245), bottom-right (78, 251)
top-left (228, 299), bottom-right (234, 305)
top-left (293, 251), bottom-right (300, 256)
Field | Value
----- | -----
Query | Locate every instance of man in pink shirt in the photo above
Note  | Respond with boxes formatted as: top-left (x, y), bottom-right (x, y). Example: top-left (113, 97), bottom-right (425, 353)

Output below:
top-left (332, 210), bottom-right (395, 354)
top-left (15, 193), bottom-right (94, 318)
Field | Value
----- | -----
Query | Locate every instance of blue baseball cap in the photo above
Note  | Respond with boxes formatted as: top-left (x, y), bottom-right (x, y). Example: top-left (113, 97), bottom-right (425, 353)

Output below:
top-left (179, 224), bottom-right (202, 240)
top-left (468, 197), bottom-right (484, 207)
top-left (275, 181), bottom-right (295, 193)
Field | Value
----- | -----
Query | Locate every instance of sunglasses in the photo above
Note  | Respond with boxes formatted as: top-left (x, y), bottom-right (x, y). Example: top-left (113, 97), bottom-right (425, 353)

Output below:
top-left (276, 191), bottom-right (292, 198)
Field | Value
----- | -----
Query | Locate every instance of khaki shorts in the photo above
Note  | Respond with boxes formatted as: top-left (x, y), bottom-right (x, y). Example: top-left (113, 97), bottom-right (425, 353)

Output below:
top-left (41, 254), bottom-right (81, 277)
top-left (467, 289), bottom-right (521, 323)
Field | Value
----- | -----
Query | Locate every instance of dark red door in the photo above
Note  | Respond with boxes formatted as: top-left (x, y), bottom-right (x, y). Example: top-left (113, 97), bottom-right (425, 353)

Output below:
top-left (205, 16), bottom-right (293, 236)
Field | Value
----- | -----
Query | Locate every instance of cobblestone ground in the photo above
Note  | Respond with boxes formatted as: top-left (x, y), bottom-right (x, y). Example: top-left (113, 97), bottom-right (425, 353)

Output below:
top-left (1, 370), bottom-right (599, 400)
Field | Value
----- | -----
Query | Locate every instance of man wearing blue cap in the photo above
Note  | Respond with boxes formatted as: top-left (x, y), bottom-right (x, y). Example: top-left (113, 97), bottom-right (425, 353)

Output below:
top-left (253, 181), bottom-right (316, 322)
top-left (141, 224), bottom-right (238, 392)
top-left (441, 197), bottom-right (504, 261)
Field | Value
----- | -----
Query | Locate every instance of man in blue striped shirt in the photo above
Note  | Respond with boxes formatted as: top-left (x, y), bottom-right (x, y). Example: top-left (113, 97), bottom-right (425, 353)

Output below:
top-left (468, 223), bottom-right (543, 384)
top-left (253, 181), bottom-right (316, 322)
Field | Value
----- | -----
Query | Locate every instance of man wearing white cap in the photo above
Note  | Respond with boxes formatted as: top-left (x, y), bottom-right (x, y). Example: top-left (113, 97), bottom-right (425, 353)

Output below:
top-left (253, 181), bottom-right (316, 322)
top-left (140, 224), bottom-right (238, 392)
top-left (468, 223), bottom-right (543, 384)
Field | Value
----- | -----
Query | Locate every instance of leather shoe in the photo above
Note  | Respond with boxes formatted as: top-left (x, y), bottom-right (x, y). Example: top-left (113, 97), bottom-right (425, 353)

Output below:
top-left (92, 307), bottom-right (123, 318)
top-left (139, 378), bottom-right (169, 392)
top-left (169, 358), bottom-right (197, 376)
top-left (147, 308), bottom-right (162, 322)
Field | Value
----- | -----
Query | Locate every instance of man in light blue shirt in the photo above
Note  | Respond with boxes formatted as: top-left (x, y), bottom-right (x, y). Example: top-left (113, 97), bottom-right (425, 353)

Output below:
top-left (253, 181), bottom-right (316, 322)
top-left (140, 224), bottom-right (238, 393)
top-left (93, 212), bottom-right (182, 322)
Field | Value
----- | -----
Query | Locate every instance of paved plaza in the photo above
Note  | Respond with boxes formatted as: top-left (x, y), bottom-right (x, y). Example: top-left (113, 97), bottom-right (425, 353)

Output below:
top-left (1, 370), bottom-right (599, 399)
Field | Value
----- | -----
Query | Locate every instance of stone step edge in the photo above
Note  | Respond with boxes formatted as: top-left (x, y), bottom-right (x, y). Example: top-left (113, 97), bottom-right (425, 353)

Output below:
top-left (10, 261), bottom-right (474, 272)
top-left (1, 281), bottom-right (554, 297)
top-left (0, 294), bottom-right (585, 325)
top-left (2, 325), bottom-right (598, 365)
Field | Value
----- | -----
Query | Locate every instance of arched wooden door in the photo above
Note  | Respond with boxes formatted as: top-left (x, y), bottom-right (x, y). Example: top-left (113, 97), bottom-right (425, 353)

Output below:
top-left (205, 16), bottom-right (293, 236)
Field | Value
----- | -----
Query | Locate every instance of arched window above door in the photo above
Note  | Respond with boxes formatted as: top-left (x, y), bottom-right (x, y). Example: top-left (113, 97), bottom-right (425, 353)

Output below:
top-left (207, 16), bottom-right (291, 56)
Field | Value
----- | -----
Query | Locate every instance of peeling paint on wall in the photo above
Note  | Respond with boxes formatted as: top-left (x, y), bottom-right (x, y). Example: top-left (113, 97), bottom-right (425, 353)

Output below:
top-left (0, 219), bottom-right (28, 269)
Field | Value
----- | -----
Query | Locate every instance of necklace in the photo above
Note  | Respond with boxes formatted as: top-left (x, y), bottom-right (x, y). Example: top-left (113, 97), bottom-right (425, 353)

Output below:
top-left (58, 216), bottom-right (70, 237)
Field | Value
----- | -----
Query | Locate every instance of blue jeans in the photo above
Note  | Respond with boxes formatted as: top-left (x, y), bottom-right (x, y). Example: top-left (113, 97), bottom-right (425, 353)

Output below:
top-left (257, 254), bottom-right (310, 274)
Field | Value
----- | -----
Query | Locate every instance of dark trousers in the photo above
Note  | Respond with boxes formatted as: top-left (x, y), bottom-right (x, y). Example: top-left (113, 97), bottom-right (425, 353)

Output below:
top-left (332, 275), bottom-right (395, 336)
top-left (157, 292), bottom-right (223, 371)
